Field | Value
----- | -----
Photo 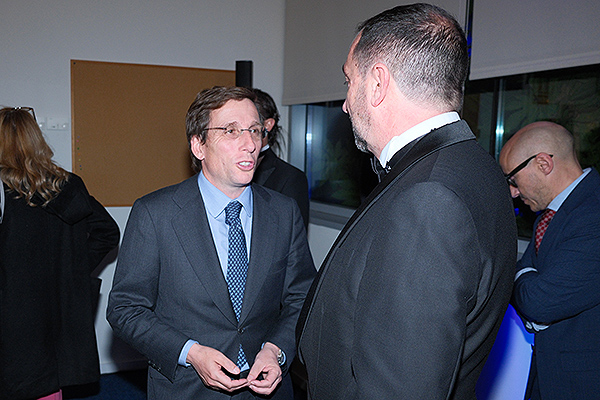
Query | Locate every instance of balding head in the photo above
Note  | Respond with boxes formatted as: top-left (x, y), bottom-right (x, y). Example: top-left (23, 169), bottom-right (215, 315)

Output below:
top-left (499, 121), bottom-right (583, 211)
top-left (502, 122), bottom-right (578, 166)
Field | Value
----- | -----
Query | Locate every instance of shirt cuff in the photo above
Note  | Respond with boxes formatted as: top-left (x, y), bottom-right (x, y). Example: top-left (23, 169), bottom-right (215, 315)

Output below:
top-left (525, 320), bottom-right (550, 331)
top-left (178, 339), bottom-right (198, 367)
top-left (515, 267), bottom-right (537, 281)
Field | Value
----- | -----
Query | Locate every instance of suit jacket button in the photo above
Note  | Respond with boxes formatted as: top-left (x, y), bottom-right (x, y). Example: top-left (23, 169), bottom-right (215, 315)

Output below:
top-left (238, 328), bottom-right (244, 334)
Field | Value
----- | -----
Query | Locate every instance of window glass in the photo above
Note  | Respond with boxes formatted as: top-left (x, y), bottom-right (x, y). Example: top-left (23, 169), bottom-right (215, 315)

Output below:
top-left (305, 101), bottom-right (378, 208)
top-left (465, 64), bottom-right (600, 237)
top-left (297, 64), bottom-right (600, 238)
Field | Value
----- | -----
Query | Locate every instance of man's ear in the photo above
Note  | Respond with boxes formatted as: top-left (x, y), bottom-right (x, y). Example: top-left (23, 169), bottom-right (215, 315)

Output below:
top-left (370, 62), bottom-right (390, 107)
top-left (535, 152), bottom-right (554, 176)
top-left (264, 118), bottom-right (276, 133)
top-left (190, 135), bottom-right (205, 161)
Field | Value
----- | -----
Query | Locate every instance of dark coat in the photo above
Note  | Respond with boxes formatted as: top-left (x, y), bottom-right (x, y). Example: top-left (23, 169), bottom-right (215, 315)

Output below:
top-left (253, 148), bottom-right (309, 230)
top-left (0, 174), bottom-right (120, 400)
top-left (297, 121), bottom-right (517, 399)
top-left (107, 176), bottom-right (316, 400)
top-left (512, 168), bottom-right (600, 400)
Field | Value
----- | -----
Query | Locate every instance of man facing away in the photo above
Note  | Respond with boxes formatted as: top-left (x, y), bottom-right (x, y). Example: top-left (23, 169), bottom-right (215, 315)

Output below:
top-left (297, 3), bottom-right (517, 399)
top-left (107, 86), bottom-right (316, 399)
top-left (499, 121), bottom-right (600, 400)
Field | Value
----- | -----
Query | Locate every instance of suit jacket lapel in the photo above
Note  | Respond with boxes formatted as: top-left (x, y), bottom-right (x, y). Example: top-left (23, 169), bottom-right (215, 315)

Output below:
top-left (298, 120), bottom-right (475, 342)
top-left (537, 168), bottom-right (600, 260)
top-left (171, 175), bottom-right (238, 325)
top-left (327, 121), bottom-right (473, 270)
top-left (239, 184), bottom-right (276, 323)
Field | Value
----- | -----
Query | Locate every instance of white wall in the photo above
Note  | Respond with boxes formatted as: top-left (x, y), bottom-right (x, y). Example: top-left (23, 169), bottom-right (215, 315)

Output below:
top-left (1, 0), bottom-right (287, 373)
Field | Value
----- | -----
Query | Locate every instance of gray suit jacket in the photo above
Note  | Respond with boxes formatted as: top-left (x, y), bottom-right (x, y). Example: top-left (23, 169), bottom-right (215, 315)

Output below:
top-left (297, 121), bottom-right (517, 399)
top-left (107, 175), bottom-right (315, 399)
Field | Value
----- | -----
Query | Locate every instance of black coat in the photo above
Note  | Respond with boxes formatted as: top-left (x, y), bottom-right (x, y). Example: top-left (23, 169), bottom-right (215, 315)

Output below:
top-left (298, 121), bottom-right (517, 399)
top-left (253, 148), bottom-right (309, 229)
top-left (0, 174), bottom-right (119, 399)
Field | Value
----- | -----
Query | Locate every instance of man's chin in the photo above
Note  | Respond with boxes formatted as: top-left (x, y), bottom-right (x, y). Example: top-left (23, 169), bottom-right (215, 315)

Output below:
top-left (353, 132), bottom-right (369, 153)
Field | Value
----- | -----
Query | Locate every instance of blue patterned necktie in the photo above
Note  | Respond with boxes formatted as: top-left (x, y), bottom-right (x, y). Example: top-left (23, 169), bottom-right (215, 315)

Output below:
top-left (225, 200), bottom-right (248, 368)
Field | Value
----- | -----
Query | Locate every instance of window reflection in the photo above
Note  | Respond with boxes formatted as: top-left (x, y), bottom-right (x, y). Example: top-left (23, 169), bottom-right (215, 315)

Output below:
top-left (296, 64), bottom-right (600, 238)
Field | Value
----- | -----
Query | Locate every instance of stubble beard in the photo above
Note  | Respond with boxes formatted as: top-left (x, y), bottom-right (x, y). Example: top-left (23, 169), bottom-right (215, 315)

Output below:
top-left (349, 91), bottom-right (371, 154)
top-left (352, 125), bottom-right (369, 153)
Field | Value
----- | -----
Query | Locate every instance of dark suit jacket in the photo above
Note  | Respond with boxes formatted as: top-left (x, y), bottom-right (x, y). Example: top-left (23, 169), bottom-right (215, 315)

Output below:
top-left (253, 148), bottom-right (309, 230)
top-left (512, 168), bottom-right (600, 400)
top-left (297, 121), bottom-right (517, 400)
top-left (0, 174), bottom-right (119, 399)
top-left (107, 175), bottom-right (315, 400)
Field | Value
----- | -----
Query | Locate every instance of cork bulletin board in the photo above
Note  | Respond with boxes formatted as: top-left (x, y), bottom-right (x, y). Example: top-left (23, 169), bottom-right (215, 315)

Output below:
top-left (71, 60), bottom-right (235, 206)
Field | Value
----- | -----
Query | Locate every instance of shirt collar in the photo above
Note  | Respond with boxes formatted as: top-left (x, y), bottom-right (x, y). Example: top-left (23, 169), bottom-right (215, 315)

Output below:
top-left (547, 167), bottom-right (590, 211)
top-left (379, 112), bottom-right (460, 168)
top-left (197, 172), bottom-right (253, 219)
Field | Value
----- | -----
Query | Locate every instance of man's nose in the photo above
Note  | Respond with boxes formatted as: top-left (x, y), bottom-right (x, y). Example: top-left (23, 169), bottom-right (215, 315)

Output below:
top-left (510, 186), bottom-right (520, 198)
top-left (239, 130), bottom-right (258, 152)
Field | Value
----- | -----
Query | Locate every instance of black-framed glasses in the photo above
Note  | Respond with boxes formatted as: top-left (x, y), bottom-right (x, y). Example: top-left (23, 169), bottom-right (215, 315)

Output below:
top-left (505, 153), bottom-right (553, 188)
top-left (204, 124), bottom-right (265, 141)
top-left (13, 106), bottom-right (37, 122)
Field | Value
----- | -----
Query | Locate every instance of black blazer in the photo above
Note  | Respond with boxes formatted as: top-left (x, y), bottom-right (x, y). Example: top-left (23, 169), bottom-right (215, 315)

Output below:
top-left (107, 175), bottom-right (316, 399)
top-left (253, 148), bottom-right (309, 229)
top-left (0, 174), bottom-right (119, 399)
top-left (297, 121), bottom-right (517, 399)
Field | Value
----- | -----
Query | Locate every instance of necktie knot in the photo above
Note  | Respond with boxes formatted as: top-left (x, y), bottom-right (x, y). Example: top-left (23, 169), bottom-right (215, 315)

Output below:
top-left (225, 201), bottom-right (242, 226)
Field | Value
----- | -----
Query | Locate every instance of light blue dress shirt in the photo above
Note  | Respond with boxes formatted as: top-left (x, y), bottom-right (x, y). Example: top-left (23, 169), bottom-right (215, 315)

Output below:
top-left (178, 172), bottom-right (253, 369)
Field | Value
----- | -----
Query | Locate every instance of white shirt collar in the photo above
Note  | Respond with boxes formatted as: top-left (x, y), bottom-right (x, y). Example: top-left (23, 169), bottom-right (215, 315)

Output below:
top-left (197, 171), bottom-right (253, 219)
top-left (379, 112), bottom-right (460, 168)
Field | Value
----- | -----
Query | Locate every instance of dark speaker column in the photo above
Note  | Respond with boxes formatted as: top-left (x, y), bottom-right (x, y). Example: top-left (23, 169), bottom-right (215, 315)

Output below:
top-left (235, 60), bottom-right (253, 88)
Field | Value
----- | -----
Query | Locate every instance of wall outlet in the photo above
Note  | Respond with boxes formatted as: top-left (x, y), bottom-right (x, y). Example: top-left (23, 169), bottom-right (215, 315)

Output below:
top-left (47, 117), bottom-right (69, 130)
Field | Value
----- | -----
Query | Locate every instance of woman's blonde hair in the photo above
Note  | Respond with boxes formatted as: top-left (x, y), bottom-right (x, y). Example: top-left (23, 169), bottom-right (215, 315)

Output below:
top-left (0, 107), bottom-right (69, 206)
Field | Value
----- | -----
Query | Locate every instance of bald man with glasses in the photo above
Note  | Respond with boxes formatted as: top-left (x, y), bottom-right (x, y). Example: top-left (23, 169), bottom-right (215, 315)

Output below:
top-left (499, 121), bottom-right (600, 400)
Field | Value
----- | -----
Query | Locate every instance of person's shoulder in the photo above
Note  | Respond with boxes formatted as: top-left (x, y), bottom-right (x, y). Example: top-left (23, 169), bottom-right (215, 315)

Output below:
top-left (253, 182), bottom-right (296, 207)
top-left (136, 174), bottom-right (198, 206)
top-left (567, 168), bottom-right (600, 213)
top-left (59, 172), bottom-right (87, 193)
top-left (273, 154), bottom-right (305, 176)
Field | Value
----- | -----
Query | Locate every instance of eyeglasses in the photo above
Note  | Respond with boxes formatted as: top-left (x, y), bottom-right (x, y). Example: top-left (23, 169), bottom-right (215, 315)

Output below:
top-left (204, 124), bottom-right (265, 141)
top-left (13, 106), bottom-right (37, 122)
top-left (505, 153), bottom-right (553, 188)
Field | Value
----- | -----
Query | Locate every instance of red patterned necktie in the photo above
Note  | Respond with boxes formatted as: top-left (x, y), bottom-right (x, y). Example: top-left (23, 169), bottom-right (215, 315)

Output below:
top-left (535, 209), bottom-right (556, 253)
